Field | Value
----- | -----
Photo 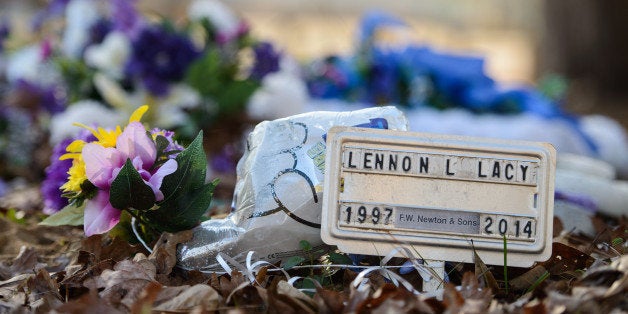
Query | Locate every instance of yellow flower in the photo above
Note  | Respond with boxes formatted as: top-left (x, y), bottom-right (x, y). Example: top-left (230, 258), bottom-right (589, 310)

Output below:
top-left (59, 105), bottom-right (150, 194)
top-left (60, 157), bottom-right (87, 193)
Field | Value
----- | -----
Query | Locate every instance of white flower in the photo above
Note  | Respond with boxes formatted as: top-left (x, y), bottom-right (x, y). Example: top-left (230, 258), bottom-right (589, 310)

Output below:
top-left (188, 0), bottom-right (240, 37)
top-left (93, 73), bottom-right (200, 129)
top-left (247, 70), bottom-right (308, 120)
top-left (93, 73), bottom-right (137, 109)
top-left (84, 32), bottom-right (130, 79)
top-left (6, 45), bottom-right (41, 83)
top-left (49, 100), bottom-right (125, 144)
top-left (6, 45), bottom-right (60, 85)
top-left (62, 0), bottom-right (100, 58)
top-left (154, 84), bottom-right (201, 128)
top-left (6, 45), bottom-right (61, 85)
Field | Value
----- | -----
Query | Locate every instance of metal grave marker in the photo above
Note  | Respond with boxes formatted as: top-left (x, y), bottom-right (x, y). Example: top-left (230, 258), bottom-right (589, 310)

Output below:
top-left (321, 127), bottom-right (556, 267)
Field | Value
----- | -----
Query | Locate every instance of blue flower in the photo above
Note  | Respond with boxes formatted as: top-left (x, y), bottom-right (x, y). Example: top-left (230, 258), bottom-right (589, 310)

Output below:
top-left (366, 48), bottom-right (403, 104)
top-left (306, 56), bottom-right (361, 100)
top-left (249, 42), bottom-right (281, 81)
top-left (359, 11), bottom-right (406, 43)
top-left (125, 26), bottom-right (201, 96)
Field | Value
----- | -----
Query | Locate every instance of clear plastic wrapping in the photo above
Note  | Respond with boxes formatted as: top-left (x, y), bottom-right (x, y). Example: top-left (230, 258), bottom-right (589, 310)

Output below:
top-left (177, 106), bottom-right (408, 271)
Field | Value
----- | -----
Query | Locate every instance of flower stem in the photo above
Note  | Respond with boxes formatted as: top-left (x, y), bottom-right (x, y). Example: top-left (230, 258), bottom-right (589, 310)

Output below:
top-left (124, 208), bottom-right (160, 239)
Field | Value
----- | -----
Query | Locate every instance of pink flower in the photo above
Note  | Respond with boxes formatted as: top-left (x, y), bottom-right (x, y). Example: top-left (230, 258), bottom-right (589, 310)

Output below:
top-left (82, 122), bottom-right (177, 236)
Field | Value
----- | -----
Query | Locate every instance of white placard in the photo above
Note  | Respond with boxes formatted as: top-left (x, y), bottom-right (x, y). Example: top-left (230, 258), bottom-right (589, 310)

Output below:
top-left (321, 127), bottom-right (556, 267)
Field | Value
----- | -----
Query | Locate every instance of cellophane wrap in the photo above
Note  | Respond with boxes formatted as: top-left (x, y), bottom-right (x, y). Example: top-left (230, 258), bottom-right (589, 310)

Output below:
top-left (177, 106), bottom-right (409, 271)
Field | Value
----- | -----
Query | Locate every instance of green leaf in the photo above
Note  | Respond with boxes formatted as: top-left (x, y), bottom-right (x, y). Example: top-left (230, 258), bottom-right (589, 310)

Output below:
top-left (328, 252), bottom-right (353, 265)
top-left (155, 135), bottom-right (170, 153)
top-left (39, 202), bottom-right (85, 226)
top-left (299, 240), bottom-right (312, 252)
top-left (144, 132), bottom-right (219, 232)
top-left (146, 181), bottom-right (216, 232)
top-left (283, 256), bottom-right (306, 270)
top-left (159, 132), bottom-right (207, 201)
top-left (185, 51), bottom-right (222, 97)
top-left (107, 211), bottom-right (136, 243)
top-left (215, 80), bottom-right (259, 114)
top-left (109, 159), bottom-right (156, 211)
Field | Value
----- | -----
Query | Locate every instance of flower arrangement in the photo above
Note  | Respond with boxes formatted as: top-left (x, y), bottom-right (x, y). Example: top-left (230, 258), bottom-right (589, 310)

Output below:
top-left (305, 12), bottom-right (563, 118)
top-left (1, 0), bottom-right (284, 185)
top-left (41, 105), bottom-right (217, 239)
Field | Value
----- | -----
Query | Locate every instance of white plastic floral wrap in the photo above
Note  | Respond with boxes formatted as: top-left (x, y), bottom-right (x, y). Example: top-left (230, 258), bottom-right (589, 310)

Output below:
top-left (178, 106), bottom-right (408, 271)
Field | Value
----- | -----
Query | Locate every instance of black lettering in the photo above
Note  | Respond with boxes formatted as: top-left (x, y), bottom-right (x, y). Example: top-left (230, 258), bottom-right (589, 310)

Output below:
top-left (492, 161), bottom-right (501, 178)
top-left (348, 151), bottom-right (357, 168)
top-left (520, 165), bottom-right (529, 181)
top-left (505, 163), bottom-right (514, 180)
top-left (478, 161), bottom-right (487, 178)
top-left (402, 156), bottom-right (411, 172)
top-left (388, 154), bottom-right (398, 171)
top-left (364, 152), bottom-right (373, 169)
top-left (374, 153), bottom-right (384, 170)
top-left (445, 159), bottom-right (455, 176)
top-left (419, 157), bottom-right (429, 173)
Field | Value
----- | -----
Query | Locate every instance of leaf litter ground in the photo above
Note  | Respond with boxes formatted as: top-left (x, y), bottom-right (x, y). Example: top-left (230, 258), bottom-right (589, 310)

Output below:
top-left (0, 187), bottom-right (626, 313)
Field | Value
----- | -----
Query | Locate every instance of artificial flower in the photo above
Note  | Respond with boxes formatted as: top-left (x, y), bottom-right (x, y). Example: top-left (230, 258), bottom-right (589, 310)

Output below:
top-left (41, 138), bottom-right (73, 214)
top-left (61, 0), bottom-right (100, 58)
top-left (125, 26), bottom-right (201, 96)
top-left (0, 19), bottom-right (9, 52)
top-left (110, 0), bottom-right (142, 36)
top-left (49, 100), bottom-right (125, 144)
top-left (250, 42), bottom-right (281, 81)
top-left (84, 31), bottom-right (130, 79)
top-left (188, 0), bottom-right (245, 43)
top-left (53, 105), bottom-right (181, 235)
top-left (58, 105), bottom-right (147, 194)
top-left (41, 130), bottom-right (96, 214)
top-left (81, 121), bottom-right (177, 235)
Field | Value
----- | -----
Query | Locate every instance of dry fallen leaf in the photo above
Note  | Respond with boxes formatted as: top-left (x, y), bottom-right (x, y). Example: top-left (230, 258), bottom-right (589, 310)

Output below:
top-left (0, 246), bottom-right (45, 280)
top-left (80, 235), bottom-right (144, 263)
top-left (26, 269), bottom-right (64, 312)
top-left (443, 272), bottom-right (492, 314)
top-left (83, 258), bottom-right (157, 310)
top-left (314, 287), bottom-right (347, 313)
top-left (130, 281), bottom-right (162, 314)
top-left (148, 230), bottom-right (193, 280)
top-left (54, 289), bottom-right (125, 314)
top-left (267, 278), bottom-right (317, 314)
top-left (153, 284), bottom-right (221, 311)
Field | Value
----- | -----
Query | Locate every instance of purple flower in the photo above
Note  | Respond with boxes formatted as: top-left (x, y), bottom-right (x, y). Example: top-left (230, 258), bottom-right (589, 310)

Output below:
top-left (110, 0), bottom-right (142, 36)
top-left (0, 179), bottom-right (7, 198)
top-left (125, 26), bottom-right (201, 96)
top-left (0, 19), bottom-right (10, 52)
top-left (31, 0), bottom-right (70, 31)
top-left (150, 128), bottom-right (184, 156)
top-left (86, 19), bottom-right (113, 47)
top-left (41, 138), bottom-right (73, 214)
top-left (81, 122), bottom-right (177, 235)
top-left (250, 42), bottom-right (281, 81)
top-left (12, 79), bottom-right (66, 114)
top-left (211, 144), bottom-right (238, 173)
top-left (42, 130), bottom-right (95, 215)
